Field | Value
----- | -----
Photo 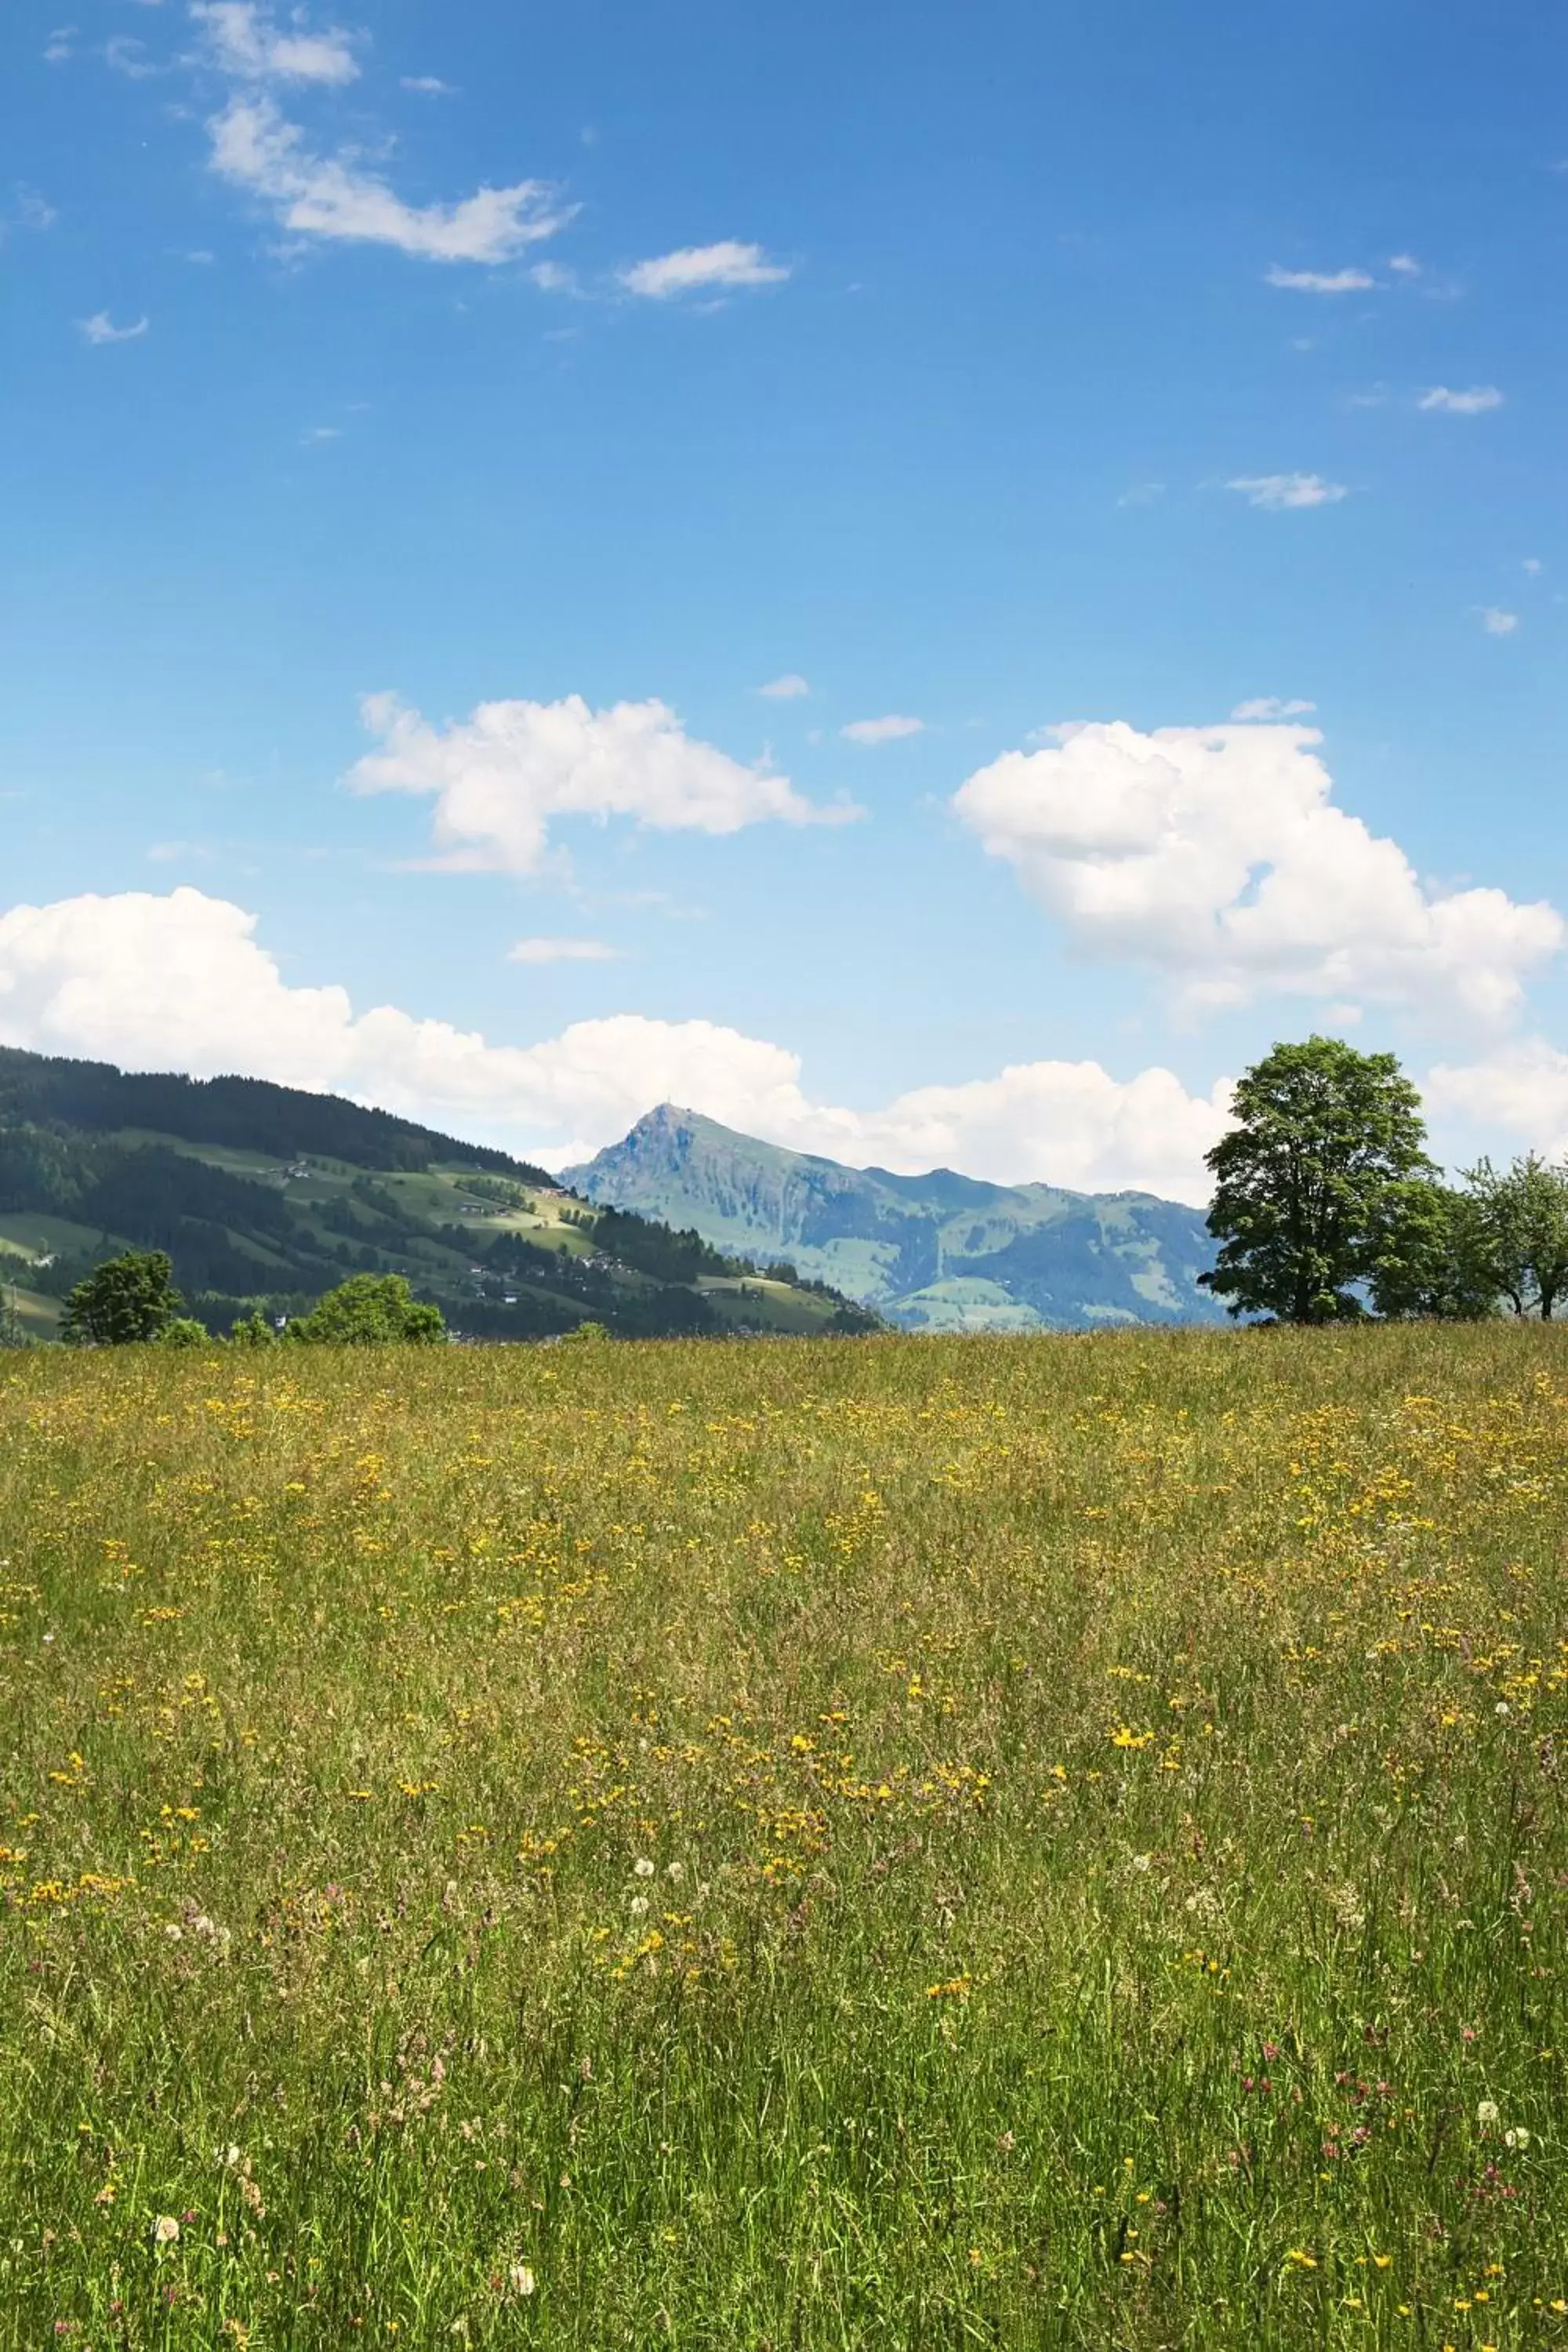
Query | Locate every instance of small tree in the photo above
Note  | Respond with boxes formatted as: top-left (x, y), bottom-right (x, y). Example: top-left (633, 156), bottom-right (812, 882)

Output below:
top-left (61, 1250), bottom-right (184, 1346)
top-left (1200, 1037), bottom-right (1434, 1323)
top-left (285, 1273), bottom-right (445, 1345)
top-left (229, 1309), bottom-right (278, 1348)
top-left (1368, 1178), bottom-right (1497, 1321)
top-left (157, 1316), bottom-right (213, 1349)
top-left (1465, 1153), bottom-right (1568, 1319)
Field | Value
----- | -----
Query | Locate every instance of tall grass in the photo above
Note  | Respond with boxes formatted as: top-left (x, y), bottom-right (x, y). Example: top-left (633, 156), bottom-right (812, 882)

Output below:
top-left (1, 1327), bottom-right (1564, 2347)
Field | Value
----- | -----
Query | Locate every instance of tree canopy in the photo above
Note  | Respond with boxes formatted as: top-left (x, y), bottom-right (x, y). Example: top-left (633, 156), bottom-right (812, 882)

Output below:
top-left (1461, 1153), bottom-right (1568, 1319)
top-left (284, 1273), bottom-right (446, 1346)
top-left (60, 1250), bottom-right (184, 1345)
top-left (1200, 1037), bottom-right (1435, 1323)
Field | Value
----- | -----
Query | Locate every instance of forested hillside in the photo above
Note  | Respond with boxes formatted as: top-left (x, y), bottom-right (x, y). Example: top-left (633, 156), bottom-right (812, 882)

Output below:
top-left (0, 1048), bottom-right (876, 1341)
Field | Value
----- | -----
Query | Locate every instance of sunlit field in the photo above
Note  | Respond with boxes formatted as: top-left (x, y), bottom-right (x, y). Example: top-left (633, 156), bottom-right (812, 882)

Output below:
top-left (2, 1329), bottom-right (1565, 2349)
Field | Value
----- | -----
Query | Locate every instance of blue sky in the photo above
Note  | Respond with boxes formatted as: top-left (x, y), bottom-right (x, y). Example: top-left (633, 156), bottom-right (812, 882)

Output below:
top-left (3, 0), bottom-right (1566, 1198)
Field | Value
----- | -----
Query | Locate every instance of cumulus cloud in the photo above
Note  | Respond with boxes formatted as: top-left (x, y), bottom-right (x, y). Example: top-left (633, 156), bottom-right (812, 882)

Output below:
top-left (78, 311), bottom-right (150, 343)
top-left (191, 2), bottom-right (361, 85)
top-left (1387, 253), bottom-right (1423, 277)
top-left (347, 691), bottom-right (855, 874)
top-left (1481, 608), bottom-right (1519, 636)
top-left (207, 95), bottom-right (572, 261)
top-left (1265, 264), bottom-right (1375, 294)
top-left (507, 937), bottom-right (622, 965)
top-left (757, 673), bottom-right (811, 700)
top-left (1226, 474), bottom-right (1348, 510)
top-left (952, 718), bottom-right (1563, 1028)
top-left (1420, 385), bottom-right (1504, 415)
top-left (841, 714), bottom-right (924, 746)
top-left (618, 241), bottom-right (789, 299)
top-left (401, 75), bottom-right (456, 96)
top-left (1425, 1042), bottom-right (1568, 1163)
top-left (1231, 696), bottom-right (1316, 722)
top-left (0, 887), bottom-right (1231, 1199)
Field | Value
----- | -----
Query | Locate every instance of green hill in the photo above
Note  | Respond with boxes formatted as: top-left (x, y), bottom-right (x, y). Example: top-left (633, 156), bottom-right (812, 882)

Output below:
top-left (563, 1103), bottom-right (1225, 1331)
top-left (0, 1048), bottom-right (877, 1342)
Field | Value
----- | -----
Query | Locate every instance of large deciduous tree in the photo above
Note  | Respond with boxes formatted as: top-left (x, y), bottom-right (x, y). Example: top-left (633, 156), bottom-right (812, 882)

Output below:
top-left (1200, 1036), bottom-right (1434, 1323)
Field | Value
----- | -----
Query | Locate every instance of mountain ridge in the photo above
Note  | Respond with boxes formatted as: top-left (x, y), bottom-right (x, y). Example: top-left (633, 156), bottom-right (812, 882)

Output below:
top-left (563, 1103), bottom-right (1225, 1331)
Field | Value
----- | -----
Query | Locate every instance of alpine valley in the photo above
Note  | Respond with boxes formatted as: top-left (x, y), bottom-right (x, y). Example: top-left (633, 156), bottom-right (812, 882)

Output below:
top-left (564, 1105), bottom-right (1225, 1331)
top-left (0, 1049), bottom-right (876, 1342)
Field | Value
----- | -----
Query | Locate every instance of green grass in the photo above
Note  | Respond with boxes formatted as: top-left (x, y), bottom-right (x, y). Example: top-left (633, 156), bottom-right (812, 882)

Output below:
top-left (0, 1210), bottom-right (118, 1260)
top-left (697, 1276), bottom-right (841, 1334)
top-left (4, 1283), bottom-right (62, 1334)
top-left (1, 1327), bottom-right (1565, 2348)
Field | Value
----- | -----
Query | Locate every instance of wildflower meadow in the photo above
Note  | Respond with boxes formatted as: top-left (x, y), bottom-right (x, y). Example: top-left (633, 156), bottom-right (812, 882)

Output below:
top-left (2, 1327), bottom-right (1565, 2348)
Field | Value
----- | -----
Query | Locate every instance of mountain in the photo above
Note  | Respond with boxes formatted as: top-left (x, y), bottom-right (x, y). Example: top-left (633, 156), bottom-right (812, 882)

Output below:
top-left (563, 1104), bottom-right (1225, 1331)
top-left (0, 1048), bottom-right (877, 1342)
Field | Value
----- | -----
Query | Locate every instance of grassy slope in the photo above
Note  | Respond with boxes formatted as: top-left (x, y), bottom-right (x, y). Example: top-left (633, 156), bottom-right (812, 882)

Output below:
top-left (2, 1124), bottom-right (848, 1338)
top-left (1, 1327), bottom-right (1564, 2347)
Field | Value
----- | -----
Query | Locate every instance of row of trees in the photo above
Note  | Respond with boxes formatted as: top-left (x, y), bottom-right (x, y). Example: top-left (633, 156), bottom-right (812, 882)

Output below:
top-left (1202, 1036), bottom-right (1568, 1323)
top-left (57, 1258), bottom-right (446, 1348)
top-left (24, 1039), bottom-right (1568, 1341)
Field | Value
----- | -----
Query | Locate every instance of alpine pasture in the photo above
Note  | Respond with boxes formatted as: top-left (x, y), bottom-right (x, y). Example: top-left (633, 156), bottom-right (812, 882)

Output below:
top-left (2, 1327), bottom-right (1565, 2348)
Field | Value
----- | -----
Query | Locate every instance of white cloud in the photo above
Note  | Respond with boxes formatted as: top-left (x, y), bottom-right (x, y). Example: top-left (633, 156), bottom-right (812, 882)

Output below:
top-left (347, 691), bottom-right (855, 874)
top-left (952, 718), bottom-right (1563, 1028)
top-left (618, 241), bottom-right (790, 299)
top-left (300, 423), bottom-right (340, 443)
top-left (78, 311), bottom-right (150, 344)
top-left (840, 714), bottom-right (925, 746)
top-left (508, 938), bottom-right (622, 965)
top-left (757, 673), bottom-right (811, 700)
top-left (1388, 253), bottom-right (1423, 276)
top-left (106, 35), bottom-right (161, 77)
top-left (1226, 474), bottom-right (1348, 510)
top-left (1265, 264), bottom-right (1376, 294)
top-left (1481, 608), bottom-right (1519, 636)
top-left (43, 27), bottom-right (77, 64)
top-left (804, 1058), bottom-right (1232, 1203)
top-left (12, 187), bottom-right (58, 232)
top-left (1419, 385), bottom-right (1504, 415)
top-left (1523, 557), bottom-right (1544, 576)
top-left (401, 74), bottom-right (456, 96)
top-left (207, 95), bottom-right (572, 262)
top-left (1231, 696), bottom-right (1316, 722)
top-left (0, 887), bottom-right (1231, 1200)
top-left (1425, 1041), bottom-right (1568, 1163)
top-left (191, 2), bottom-right (361, 86)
